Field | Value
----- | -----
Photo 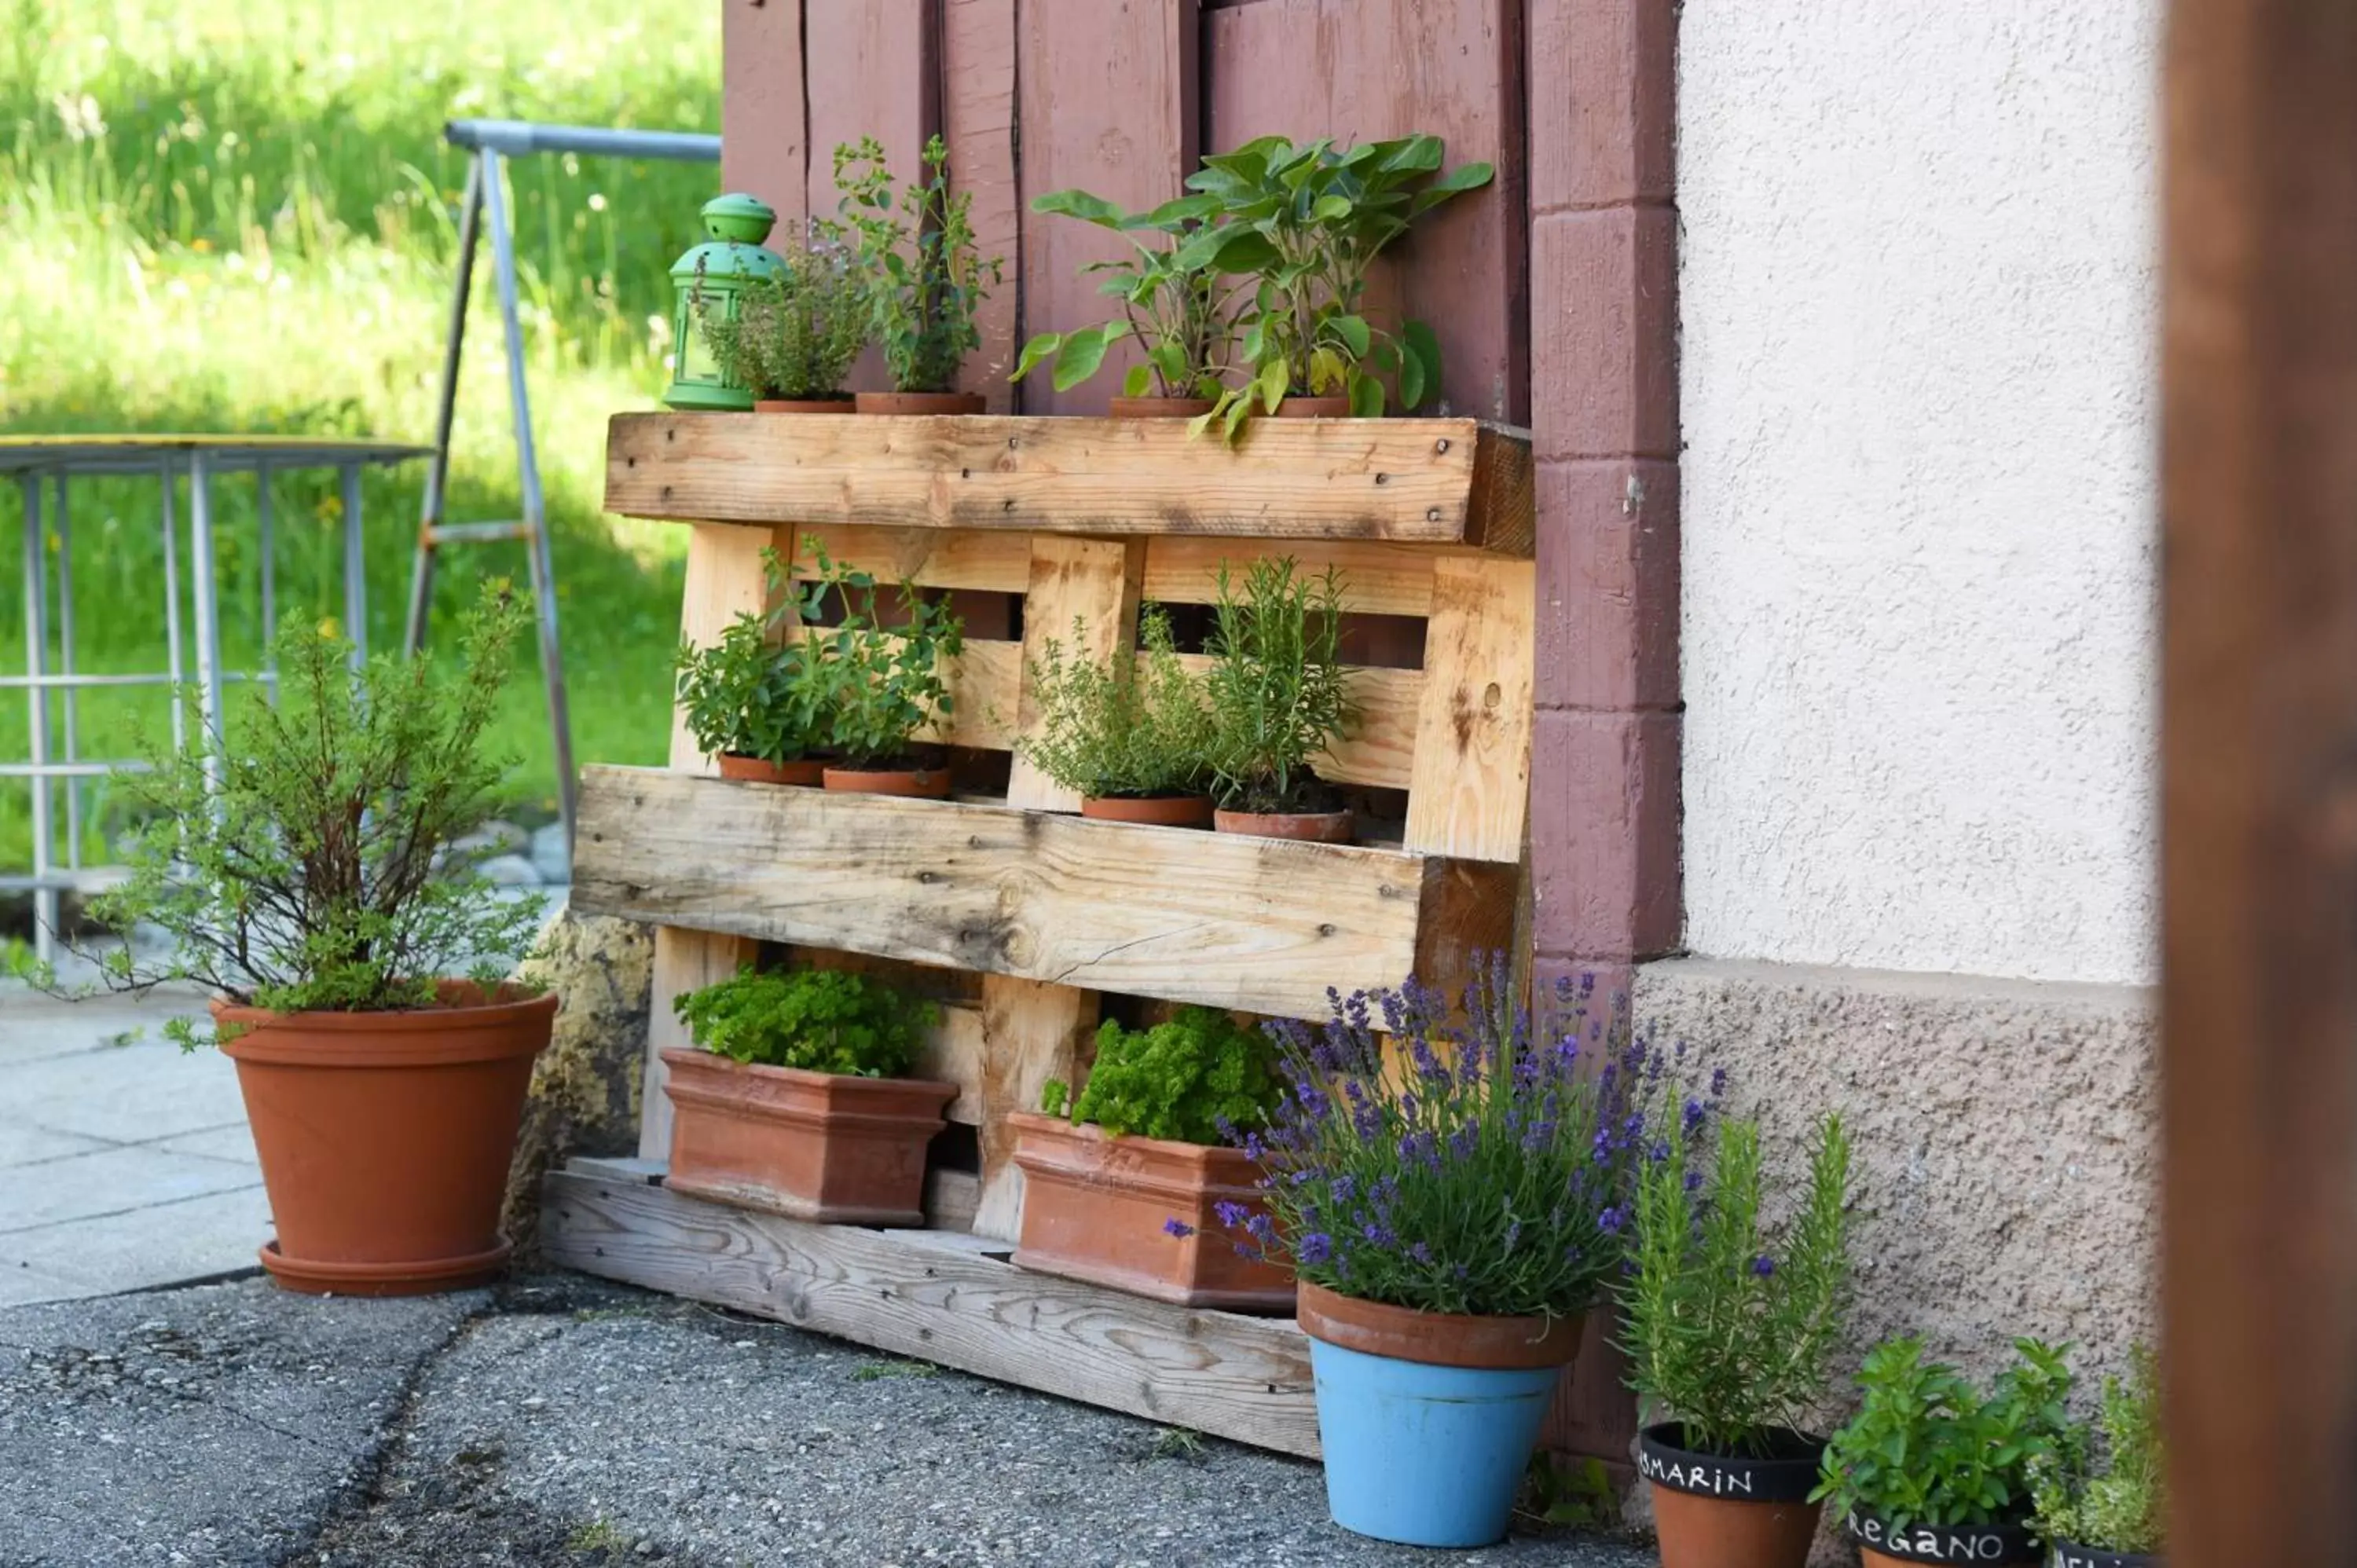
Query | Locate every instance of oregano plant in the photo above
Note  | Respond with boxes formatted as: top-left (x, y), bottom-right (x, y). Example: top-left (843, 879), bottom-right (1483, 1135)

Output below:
top-left (835, 134), bottom-right (1003, 394)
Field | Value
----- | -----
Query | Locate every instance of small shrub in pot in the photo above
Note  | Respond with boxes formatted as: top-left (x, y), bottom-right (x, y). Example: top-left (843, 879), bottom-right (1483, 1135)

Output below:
top-left (675, 547), bottom-right (834, 784)
top-left (13, 589), bottom-right (552, 1295)
top-left (835, 134), bottom-right (1002, 413)
top-left (1014, 606), bottom-right (1216, 825)
top-left (797, 537), bottom-right (965, 798)
top-left (692, 221), bottom-right (868, 409)
top-left (662, 966), bottom-right (955, 1224)
top-left (1203, 558), bottom-right (1356, 840)
top-left (2028, 1348), bottom-right (2165, 1568)
top-left (1014, 1006), bottom-right (1289, 1308)
top-left (1620, 1108), bottom-right (1853, 1568)
top-left (1814, 1336), bottom-right (2078, 1567)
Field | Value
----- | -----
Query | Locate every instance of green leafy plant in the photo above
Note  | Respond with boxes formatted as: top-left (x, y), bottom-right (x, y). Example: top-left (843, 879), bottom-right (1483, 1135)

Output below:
top-left (1014, 606), bottom-right (1213, 800)
top-left (835, 134), bottom-right (1003, 394)
top-left (795, 536), bottom-right (964, 768)
top-left (1813, 1337), bottom-right (2077, 1537)
top-left (9, 589), bottom-right (545, 1046)
top-left (673, 965), bottom-right (937, 1078)
top-left (2028, 1346), bottom-right (2165, 1554)
top-left (1040, 1006), bottom-right (1283, 1146)
top-left (674, 548), bottom-right (833, 764)
top-left (1619, 1109), bottom-right (1853, 1458)
top-left (1013, 189), bottom-right (1239, 399)
top-left (691, 222), bottom-right (869, 401)
top-left (1179, 134), bottom-right (1494, 438)
top-left (1203, 558), bottom-right (1355, 814)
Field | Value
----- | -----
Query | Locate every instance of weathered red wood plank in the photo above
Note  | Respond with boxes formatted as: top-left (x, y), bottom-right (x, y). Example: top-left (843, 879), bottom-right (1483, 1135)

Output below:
top-left (944, 0), bottom-right (1022, 408)
top-left (721, 0), bottom-right (808, 222)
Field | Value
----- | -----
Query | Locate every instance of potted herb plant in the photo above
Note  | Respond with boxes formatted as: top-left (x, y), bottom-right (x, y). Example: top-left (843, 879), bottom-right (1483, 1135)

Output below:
top-left (11, 592), bottom-right (551, 1296)
top-left (693, 222), bottom-right (868, 412)
top-left (1180, 134), bottom-right (1494, 439)
top-left (1014, 606), bottom-right (1216, 826)
top-left (2028, 1348), bottom-right (2165, 1568)
top-left (1013, 189), bottom-right (1237, 416)
top-left (1234, 962), bottom-right (1660, 1548)
top-left (662, 965), bottom-right (955, 1224)
top-left (1204, 558), bottom-right (1357, 841)
top-left (801, 540), bottom-right (965, 798)
top-left (835, 134), bottom-right (1003, 416)
top-left (676, 547), bottom-right (832, 785)
top-left (1622, 1109), bottom-right (1853, 1568)
top-left (1010, 1006), bottom-right (1289, 1309)
top-left (1814, 1337), bottom-right (2077, 1568)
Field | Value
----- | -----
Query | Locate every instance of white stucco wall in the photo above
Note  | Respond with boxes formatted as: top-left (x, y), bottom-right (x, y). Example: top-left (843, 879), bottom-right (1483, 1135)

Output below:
top-left (1676, 2), bottom-right (2162, 986)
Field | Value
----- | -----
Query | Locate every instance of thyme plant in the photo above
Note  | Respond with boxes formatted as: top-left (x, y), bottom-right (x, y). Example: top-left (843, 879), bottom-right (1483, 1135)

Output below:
top-left (1014, 606), bottom-right (1213, 800)
top-left (692, 222), bottom-right (869, 401)
top-left (12, 590), bottom-right (544, 1045)
top-left (1039, 1006), bottom-right (1282, 1146)
top-left (2028, 1346), bottom-right (2165, 1554)
top-left (1619, 1111), bottom-right (1853, 1457)
top-left (1203, 559), bottom-right (1354, 814)
top-left (1220, 962), bottom-right (1662, 1318)
top-left (673, 966), bottom-right (937, 1079)
top-left (1813, 1337), bottom-right (2077, 1536)
top-left (835, 134), bottom-right (1003, 394)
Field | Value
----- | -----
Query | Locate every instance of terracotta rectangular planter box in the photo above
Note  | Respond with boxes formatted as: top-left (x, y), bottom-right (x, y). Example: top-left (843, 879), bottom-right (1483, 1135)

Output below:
top-left (1008, 1112), bottom-right (1296, 1311)
top-left (660, 1048), bottom-right (956, 1225)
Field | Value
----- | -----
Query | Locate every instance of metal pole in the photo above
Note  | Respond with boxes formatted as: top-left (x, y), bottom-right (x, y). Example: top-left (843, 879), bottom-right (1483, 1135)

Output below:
top-left (158, 460), bottom-right (186, 757)
top-left (256, 461), bottom-right (277, 702)
top-left (407, 152), bottom-right (484, 657)
top-left (51, 474), bottom-right (79, 869)
top-left (341, 463), bottom-right (366, 667)
top-left (19, 475), bottom-right (54, 963)
top-left (483, 146), bottom-right (578, 850)
top-left (189, 451), bottom-right (225, 793)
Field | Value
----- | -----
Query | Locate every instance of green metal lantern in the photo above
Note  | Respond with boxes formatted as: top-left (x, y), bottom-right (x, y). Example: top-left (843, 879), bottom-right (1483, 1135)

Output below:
top-left (665, 193), bottom-right (788, 411)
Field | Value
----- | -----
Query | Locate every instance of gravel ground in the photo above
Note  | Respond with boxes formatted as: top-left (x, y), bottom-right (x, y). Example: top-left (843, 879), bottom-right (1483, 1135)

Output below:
top-left (1, 1274), bottom-right (1653, 1568)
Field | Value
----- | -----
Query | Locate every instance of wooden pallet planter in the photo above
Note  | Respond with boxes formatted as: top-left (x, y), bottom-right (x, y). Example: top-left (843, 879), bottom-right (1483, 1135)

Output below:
top-left (551, 411), bottom-right (1537, 1455)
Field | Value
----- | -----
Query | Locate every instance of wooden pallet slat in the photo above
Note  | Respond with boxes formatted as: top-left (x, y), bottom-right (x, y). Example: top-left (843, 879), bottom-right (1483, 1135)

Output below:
top-left (542, 1164), bottom-right (1319, 1456)
top-left (606, 414), bottom-right (1534, 555)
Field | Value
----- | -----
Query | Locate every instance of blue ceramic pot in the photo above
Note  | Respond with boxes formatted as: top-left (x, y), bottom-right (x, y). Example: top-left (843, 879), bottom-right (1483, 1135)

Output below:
top-left (1298, 1281), bottom-right (1585, 1548)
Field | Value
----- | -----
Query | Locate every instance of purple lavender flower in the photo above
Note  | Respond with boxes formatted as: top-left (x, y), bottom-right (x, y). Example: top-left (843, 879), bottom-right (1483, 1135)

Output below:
top-left (1684, 1169), bottom-right (1705, 1193)
top-left (1599, 1206), bottom-right (1626, 1235)
top-left (1297, 1231), bottom-right (1334, 1266)
top-left (1408, 1241), bottom-right (1432, 1266)
top-left (1682, 1097), bottom-right (1706, 1135)
top-left (1164, 1218), bottom-right (1196, 1239)
top-left (1213, 1200), bottom-right (1249, 1229)
top-left (1751, 1255), bottom-right (1776, 1277)
top-left (1710, 1066), bottom-right (1729, 1098)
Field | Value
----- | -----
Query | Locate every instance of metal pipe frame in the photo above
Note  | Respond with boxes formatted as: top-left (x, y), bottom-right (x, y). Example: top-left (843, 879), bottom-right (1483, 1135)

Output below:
top-left (18, 474), bottom-right (54, 960)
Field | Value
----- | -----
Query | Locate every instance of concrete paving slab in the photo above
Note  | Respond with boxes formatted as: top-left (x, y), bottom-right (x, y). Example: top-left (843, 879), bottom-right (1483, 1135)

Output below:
top-left (2, 1036), bottom-right (247, 1143)
top-left (0, 988), bottom-right (206, 1064)
top-left (0, 1121), bottom-right (108, 1167)
top-left (0, 1184), bottom-right (273, 1299)
top-left (149, 1120), bottom-right (260, 1166)
top-left (0, 1144), bottom-right (265, 1235)
top-left (0, 1262), bottom-right (94, 1307)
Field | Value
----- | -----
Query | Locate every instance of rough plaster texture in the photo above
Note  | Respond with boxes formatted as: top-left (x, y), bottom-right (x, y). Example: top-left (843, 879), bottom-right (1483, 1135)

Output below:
top-left (1637, 958), bottom-right (2157, 1395)
top-left (1676, 2), bottom-right (2163, 984)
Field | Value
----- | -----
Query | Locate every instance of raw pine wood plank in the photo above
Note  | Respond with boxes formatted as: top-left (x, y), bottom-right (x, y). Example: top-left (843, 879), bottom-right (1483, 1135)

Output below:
top-left (604, 414), bottom-right (1534, 555)
top-left (972, 976), bottom-right (1098, 1240)
top-left (643, 523), bottom-right (768, 1160)
top-left (1006, 537), bottom-right (1147, 808)
top-left (574, 766), bottom-right (1519, 1019)
top-left (924, 1167), bottom-right (982, 1233)
top-left (541, 1165), bottom-right (1318, 1454)
top-left (1403, 557), bottom-right (1535, 860)
top-left (910, 1002), bottom-right (987, 1127)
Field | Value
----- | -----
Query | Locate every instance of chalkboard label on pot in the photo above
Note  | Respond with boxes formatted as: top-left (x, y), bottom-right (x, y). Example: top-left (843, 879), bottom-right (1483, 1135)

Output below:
top-left (2047, 1548), bottom-right (2158, 1568)
top-left (1848, 1509), bottom-right (2040, 1566)
top-left (1638, 1424), bottom-right (1824, 1568)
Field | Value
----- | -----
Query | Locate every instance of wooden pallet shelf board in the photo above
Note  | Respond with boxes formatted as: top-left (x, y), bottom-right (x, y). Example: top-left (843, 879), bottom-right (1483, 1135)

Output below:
top-left (606, 413), bottom-right (1535, 556)
top-left (541, 1163), bottom-right (1320, 1457)
top-left (572, 766), bottom-right (1519, 1021)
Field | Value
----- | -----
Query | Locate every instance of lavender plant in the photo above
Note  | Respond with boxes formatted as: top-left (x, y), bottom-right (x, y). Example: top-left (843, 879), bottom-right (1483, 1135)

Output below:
top-left (1619, 1110), bottom-right (1853, 1458)
top-left (1216, 962), bottom-right (1662, 1318)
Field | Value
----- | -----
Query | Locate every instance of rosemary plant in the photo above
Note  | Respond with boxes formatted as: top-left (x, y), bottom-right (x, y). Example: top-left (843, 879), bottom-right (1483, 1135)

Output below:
top-left (1202, 559), bottom-right (1355, 814)
top-left (1014, 606), bottom-right (1213, 800)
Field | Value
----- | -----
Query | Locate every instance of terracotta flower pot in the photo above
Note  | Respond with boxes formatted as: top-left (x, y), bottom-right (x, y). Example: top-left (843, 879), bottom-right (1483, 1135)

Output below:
top-left (215, 982), bottom-right (555, 1296)
top-left (1007, 1112), bottom-right (1293, 1310)
top-left (1213, 808), bottom-right (1353, 844)
top-left (717, 753), bottom-right (827, 786)
top-left (1080, 793), bottom-right (1215, 829)
top-left (1299, 1280), bottom-right (1584, 1547)
top-left (660, 1048), bottom-right (957, 1224)
top-left (823, 762), bottom-right (954, 799)
top-left (1638, 1423), bottom-right (1827, 1568)
top-left (2048, 1546), bottom-right (2158, 1568)
top-left (1109, 395), bottom-right (1218, 419)
top-left (1847, 1511), bottom-right (2042, 1567)
top-left (854, 390), bottom-right (987, 416)
top-left (753, 397), bottom-right (856, 414)
top-left (1274, 395), bottom-right (1351, 419)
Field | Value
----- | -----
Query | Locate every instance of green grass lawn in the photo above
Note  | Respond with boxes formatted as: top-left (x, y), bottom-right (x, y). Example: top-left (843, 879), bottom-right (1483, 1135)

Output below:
top-left (0, 0), bottom-right (720, 870)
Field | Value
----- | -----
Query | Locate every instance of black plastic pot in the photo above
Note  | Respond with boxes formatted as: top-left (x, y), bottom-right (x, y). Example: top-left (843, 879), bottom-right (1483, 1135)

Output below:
top-left (1848, 1510), bottom-right (2041, 1565)
top-left (2047, 1548), bottom-right (2159, 1568)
